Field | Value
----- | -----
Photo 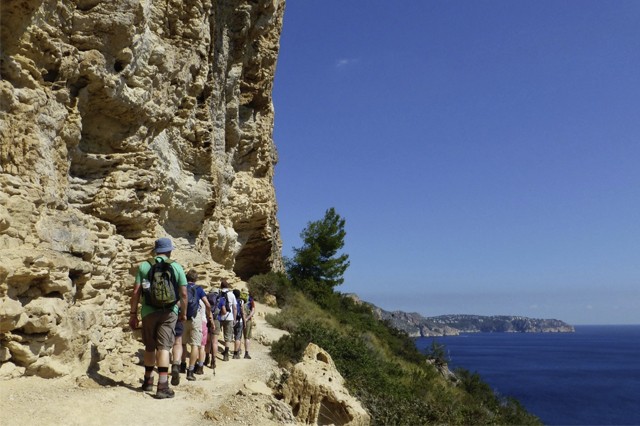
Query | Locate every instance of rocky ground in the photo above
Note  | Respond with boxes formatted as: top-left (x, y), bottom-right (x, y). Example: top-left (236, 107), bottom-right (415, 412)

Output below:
top-left (0, 303), bottom-right (295, 426)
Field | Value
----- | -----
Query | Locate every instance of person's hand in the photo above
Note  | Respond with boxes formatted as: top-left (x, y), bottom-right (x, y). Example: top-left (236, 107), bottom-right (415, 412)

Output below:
top-left (179, 312), bottom-right (187, 322)
top-left (129, 314), bottom-right (138, 330)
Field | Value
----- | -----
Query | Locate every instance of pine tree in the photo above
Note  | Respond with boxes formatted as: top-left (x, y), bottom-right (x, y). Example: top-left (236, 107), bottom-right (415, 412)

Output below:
top-left (287, 208), bottom-right (350, 296)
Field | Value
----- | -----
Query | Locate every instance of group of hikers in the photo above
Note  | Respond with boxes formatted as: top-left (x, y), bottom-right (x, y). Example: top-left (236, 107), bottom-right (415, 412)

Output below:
top-left (129, 237), bottom-right (256, 399)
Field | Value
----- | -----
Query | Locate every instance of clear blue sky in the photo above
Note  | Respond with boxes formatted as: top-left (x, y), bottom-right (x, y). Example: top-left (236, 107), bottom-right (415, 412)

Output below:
top-left (272, 0), bottom-right (640, 325)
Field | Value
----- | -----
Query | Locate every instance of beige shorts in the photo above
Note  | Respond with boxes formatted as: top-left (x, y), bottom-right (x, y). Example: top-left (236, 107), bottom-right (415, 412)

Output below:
top-left (183, 317), bottom-right (203, 347)
top-left (220, 319), bottom-right (233, 343)
top-left (243, 318), bottom-right (253, 339)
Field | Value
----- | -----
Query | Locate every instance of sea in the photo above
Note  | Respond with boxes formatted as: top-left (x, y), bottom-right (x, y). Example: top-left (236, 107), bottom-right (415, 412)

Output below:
top-left (415, 325), bottom-right (640, 426)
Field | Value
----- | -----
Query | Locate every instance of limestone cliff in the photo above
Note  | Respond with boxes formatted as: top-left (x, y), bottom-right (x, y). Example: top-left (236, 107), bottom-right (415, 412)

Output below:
top-left (0, 0), bottom-right (284, 378)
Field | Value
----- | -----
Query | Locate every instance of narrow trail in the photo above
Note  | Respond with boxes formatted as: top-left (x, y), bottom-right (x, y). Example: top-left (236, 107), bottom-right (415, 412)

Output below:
top-left (1, 303), bottom-right (291, 426)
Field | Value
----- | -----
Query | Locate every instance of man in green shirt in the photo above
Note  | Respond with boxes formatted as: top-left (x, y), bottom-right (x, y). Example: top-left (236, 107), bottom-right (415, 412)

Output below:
top-left (129, 237), bottom-right (187, 399)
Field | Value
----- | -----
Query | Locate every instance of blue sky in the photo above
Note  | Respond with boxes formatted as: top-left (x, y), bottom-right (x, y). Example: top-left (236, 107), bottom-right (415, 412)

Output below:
top-left (271, 1), bottom-right (640, 325)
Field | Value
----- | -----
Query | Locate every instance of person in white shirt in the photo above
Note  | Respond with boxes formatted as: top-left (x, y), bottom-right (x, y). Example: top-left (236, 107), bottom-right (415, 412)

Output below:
top-left (217, 279), bottom-right (237, 361)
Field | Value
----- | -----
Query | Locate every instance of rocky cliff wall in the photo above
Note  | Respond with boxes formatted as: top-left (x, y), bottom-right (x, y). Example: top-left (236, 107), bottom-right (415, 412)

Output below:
top-left (0, 0), bottom-right (284, 378)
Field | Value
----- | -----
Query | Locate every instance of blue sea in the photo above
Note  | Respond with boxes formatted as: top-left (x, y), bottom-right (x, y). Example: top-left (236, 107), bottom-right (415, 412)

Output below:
top-left (415, 325), bottom-right (640, 426)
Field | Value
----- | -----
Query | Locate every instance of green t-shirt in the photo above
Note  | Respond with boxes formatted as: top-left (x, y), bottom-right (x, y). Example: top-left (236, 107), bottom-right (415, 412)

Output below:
top-left (135, 255), bottom-right (187, 317)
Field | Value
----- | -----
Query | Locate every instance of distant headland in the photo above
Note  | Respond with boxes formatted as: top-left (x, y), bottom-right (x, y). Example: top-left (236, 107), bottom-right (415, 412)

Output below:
top-left (350, 296), bottom-right (575, 336)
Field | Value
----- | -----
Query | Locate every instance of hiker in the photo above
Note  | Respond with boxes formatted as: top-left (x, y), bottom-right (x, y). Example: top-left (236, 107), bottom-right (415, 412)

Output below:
top-left (232, 289), bottom-right (246, 359)
top-left (241, 288), bottom-right (256, 359)
top-left (129, 237), bottom-right (187, 399)
top-left (218, 279), bottom-right (237, 361)
top-left (183, 269), bottom-right (213, 381)
top-left (196, 298), bottom-right (208, 375)
top-left (205, 289), bottom-right (220, 369)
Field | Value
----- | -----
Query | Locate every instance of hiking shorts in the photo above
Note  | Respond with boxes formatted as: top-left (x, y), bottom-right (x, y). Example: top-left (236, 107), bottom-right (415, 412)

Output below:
top-left (220, 319), bottom-right (233, 343)
top-left (201, 320), bottom-right (208, 347)
top-left (243, 318), bottom-right (253, 339)
top-left (233, 321), bottom-right (244, 342)
top-left (183, 317), bottom-right (203, 347)
top-left (142, 310), bottom-right (177, 352)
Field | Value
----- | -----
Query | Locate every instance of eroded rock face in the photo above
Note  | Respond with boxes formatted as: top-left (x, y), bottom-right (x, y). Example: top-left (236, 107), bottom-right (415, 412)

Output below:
top-left (0, 0), bottom-right (284, 377)
top-left (281, 343), bottom-right (371, 426)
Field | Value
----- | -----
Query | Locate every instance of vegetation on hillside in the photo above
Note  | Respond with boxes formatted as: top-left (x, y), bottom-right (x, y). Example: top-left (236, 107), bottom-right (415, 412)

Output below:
top-left (248, 209), bottom-right (541, 425)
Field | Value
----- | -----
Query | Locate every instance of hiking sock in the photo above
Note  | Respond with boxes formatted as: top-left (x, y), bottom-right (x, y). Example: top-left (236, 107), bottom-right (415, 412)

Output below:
top-left (144, 365), bottom-right (154, 378)
top-left (158, 367), bottom-right (169, 384)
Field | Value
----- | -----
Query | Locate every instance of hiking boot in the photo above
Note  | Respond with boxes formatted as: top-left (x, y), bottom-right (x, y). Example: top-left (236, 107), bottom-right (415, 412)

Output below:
top-left (194, 365), bottom-right (204, 375)
top-left (170, 364), bottom-right (180, 386)
top-left (155, 385), bottom-right (175, 399)
top-left (233, 353), bottom-right (241, 359)
top-left (141, 376), bottom-right (154, 392)
top-left (204, 354), bottom-right (210, 366)
top-left (244, 352), bottom-right (251, 359)
top-left (179, 362), bottom-right (186, 374)
top-left (186, 369), bottom-right (196, 381)
top-left (223, 351), bottom-right (229, 362)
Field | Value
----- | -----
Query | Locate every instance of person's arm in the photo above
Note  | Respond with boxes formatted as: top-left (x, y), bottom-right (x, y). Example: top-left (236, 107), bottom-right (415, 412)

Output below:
top-left (129, 284), bottom-right (141, 329)
top-left (232, 296), bottom-right (238, 325)
top-left (201, 295), bottom-right (214, 330)
top-left (247, 301), bottom-right (255, 322)
top-left (178, 285), bottom-right (187, 322)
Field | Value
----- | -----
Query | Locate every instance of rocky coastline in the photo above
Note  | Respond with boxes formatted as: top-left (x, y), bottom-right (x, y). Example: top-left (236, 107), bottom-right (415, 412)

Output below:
top-left (367, 304), bottom-right (575, 337)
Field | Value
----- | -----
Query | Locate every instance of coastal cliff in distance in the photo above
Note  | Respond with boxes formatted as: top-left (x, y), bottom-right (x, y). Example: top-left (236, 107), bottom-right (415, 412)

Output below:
top-left (367, 303), bottom-right (575, 337)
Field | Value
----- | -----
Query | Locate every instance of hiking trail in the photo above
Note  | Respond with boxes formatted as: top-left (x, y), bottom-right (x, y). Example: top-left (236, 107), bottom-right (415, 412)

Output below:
top-left (1, 303), bottom-right (291, 426)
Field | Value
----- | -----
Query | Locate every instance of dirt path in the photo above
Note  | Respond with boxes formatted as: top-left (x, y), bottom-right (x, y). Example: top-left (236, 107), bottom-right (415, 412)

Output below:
top-left (1, 303), bottom-right (292, 426)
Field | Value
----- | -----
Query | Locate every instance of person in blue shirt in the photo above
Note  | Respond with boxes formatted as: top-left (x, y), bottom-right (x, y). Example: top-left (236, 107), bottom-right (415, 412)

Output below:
top-left (183, 269), bottom-right (213, 381)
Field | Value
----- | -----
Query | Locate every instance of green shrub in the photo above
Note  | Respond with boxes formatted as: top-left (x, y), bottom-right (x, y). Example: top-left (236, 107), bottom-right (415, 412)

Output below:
top-left (268, 291), bottom-right (542, 425)
top-left (247, 271), bottom-right (294, 307)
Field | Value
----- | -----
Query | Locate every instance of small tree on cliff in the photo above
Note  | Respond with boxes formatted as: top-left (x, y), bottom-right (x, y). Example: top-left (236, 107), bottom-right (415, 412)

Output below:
top-left (286, 208), bottom-right (350, 298)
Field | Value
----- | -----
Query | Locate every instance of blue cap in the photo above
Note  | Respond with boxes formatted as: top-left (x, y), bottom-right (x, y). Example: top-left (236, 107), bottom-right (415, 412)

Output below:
top-left (154, 237), bottom-right (175, 254)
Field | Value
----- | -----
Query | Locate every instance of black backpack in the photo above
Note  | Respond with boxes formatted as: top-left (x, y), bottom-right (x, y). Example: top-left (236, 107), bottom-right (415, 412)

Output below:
top-left (186, 283), bottom-right (200, 320)
top-left (143, 258), bottom-right (179, 309)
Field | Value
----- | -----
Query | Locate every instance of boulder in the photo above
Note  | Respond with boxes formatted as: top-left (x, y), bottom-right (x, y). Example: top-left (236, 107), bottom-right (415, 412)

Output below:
top-left (281, 343), bottom-right (370, 426)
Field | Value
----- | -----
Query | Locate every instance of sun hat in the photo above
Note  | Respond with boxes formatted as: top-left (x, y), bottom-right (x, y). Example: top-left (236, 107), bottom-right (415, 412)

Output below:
top-left (154, 237), bottom-right (175, 254)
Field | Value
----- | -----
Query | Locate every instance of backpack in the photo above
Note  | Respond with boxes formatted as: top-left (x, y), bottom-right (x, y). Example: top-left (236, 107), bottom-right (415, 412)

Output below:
top-left (243, 296), bottom-right (254, 317)
top-left (207, 291), bottom-right (220, 317)
top-left (144, 258), bottom-right (179, 309)
top-left (236, 299), bottom-right (244, 322)
top-left (218, 291), bottom-right (231, 317)
top-left (186, 283), bottom-right (200, 320)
